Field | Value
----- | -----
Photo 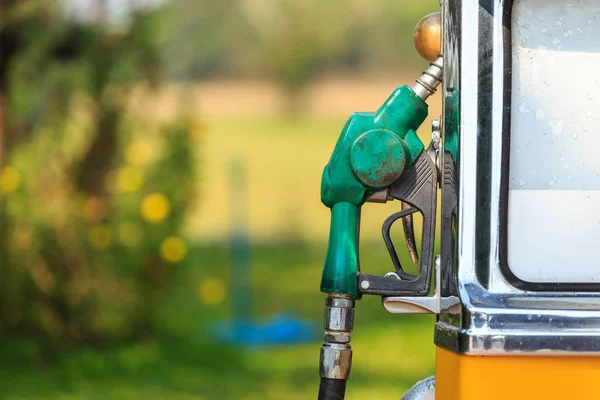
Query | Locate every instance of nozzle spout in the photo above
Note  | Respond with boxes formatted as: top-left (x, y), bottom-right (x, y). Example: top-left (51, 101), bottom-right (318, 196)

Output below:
top-left (320, 202), bottom-right (360, 297)
top-left (412, 56), bottom-right (443, 101)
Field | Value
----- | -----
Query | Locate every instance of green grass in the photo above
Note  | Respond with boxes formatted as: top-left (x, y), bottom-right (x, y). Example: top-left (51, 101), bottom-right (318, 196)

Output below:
top-left (0, 242), bottom-right (436, 400)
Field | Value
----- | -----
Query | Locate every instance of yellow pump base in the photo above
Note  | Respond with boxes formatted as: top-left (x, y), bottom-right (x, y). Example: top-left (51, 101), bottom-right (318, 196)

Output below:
top-left (436, 347), bottom-right (600, 400)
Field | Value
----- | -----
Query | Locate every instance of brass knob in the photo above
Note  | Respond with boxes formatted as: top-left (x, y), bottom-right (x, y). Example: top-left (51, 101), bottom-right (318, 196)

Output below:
top-left (413, 12), bottom-right (441, 62)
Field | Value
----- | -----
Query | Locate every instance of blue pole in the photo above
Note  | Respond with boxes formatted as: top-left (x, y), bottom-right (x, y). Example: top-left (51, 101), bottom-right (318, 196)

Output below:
top-left (228, 158), bottom-right (252, 322)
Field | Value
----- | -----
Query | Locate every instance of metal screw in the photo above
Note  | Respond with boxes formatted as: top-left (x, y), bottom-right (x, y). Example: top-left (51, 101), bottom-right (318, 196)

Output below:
top-left (360, 280), bottom-right (370, 290)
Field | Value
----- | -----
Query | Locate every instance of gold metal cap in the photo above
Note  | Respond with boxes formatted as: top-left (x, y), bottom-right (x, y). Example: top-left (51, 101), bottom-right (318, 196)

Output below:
top-left (413, 12), bottom-right (441, 62)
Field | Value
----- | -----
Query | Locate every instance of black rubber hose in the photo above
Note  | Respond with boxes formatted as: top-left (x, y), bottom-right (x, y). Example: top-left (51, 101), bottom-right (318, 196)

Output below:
top-left (318, 378), bottom-right (347, 400)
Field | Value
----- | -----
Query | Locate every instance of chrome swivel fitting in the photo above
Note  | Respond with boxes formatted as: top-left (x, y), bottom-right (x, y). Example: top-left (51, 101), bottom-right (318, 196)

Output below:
top-left (319, 295), bottom-right (355, 381)
top-left (412, 56), bottom-right (443, 101)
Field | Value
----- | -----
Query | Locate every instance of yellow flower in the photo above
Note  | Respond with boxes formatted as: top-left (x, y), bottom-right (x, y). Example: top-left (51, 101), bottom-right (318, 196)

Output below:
top-left (117, 167), bottom-right (144, 193)
top-left (89, 225), bottom-right (112, 250)
top-left (0, 166), bottom-right (21, 193)
top-left (160, 236), bottom-right (188, 263)
top-left (140, 193), bottom-right (171, 223)
top-left (198, 278), bottom-right (226, 305)
top-left (126, 140), bottom-right (153, 167)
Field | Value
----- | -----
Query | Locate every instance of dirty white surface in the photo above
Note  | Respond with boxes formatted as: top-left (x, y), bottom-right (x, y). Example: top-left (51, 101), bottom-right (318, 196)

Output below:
top-left (508, 0), bottom-right (600, 283)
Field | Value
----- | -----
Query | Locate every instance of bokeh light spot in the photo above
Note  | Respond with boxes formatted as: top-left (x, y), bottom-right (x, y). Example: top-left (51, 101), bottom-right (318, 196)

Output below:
top-left (89, 225), bottom-right (113, 250)
top-left (199, 278), bottom-right (226, 305)
top-left (126, 140), bottom-right (154, 167)
top-left (0, 166), bottom-right (21, 193)
top-left (117, 222), bottom-right (143, 248)
top-left (117, 167), bottom-right (144, 192)
top-left (140, 193), bottom-right (170, 223)
top-left (160, 236), bottom-right (187, 263)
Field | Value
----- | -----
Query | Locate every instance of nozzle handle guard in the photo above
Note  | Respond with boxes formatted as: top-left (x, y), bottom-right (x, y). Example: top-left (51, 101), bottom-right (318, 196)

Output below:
top-left (359, 151), bottom-right (438, 296)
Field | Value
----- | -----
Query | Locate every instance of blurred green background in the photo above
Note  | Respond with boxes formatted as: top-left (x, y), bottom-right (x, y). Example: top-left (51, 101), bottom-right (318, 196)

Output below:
top-left (0, 0), bottom-right (441, 399)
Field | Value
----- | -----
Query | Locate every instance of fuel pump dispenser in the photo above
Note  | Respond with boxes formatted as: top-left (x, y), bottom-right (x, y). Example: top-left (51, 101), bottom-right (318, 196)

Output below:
top-left (316, 1), bottom-right (600, 399)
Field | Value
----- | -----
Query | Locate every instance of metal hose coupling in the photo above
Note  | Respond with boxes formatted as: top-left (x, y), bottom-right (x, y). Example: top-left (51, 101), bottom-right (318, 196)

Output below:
top-left (318, 295), bottom-right (355, 400)
top-left (412, 56), bottom-right (443, 101)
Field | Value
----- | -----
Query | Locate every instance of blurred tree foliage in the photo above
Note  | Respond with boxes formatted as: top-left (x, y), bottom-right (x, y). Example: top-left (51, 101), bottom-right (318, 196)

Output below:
top-left (166, 0), bottom-right (439, 81)
top-left (165, 0), bottom-right (438, 111)
top-left (0, 0), bottom-right (199, 348)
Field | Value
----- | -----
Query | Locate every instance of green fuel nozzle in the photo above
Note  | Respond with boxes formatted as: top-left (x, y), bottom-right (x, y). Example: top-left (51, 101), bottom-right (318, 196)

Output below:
top-left (317, 56), bottom-right (442, 400)
top-left (319, 57), bottom-right (443, 298)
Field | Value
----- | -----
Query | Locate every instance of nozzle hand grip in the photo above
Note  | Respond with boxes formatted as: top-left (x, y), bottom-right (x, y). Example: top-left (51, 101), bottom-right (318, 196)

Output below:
top-left (321, 202), bottom-right (360, 297)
